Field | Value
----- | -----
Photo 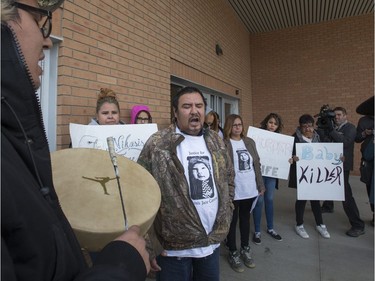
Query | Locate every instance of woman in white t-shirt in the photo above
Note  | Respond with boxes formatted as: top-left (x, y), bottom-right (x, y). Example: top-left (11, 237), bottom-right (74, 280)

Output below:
top-left (223, 114), bottom-right (265, 273)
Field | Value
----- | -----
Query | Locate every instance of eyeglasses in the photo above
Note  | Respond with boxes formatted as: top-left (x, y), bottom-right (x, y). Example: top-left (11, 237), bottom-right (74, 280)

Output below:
top-left (300, 124), bottom-right (314, 130)
top-left (13, 2), bottom-right (52, 38)
top-left (137, 117), bottom-right (151, 121)
top-left (232, 123), bottom-right (243, 128)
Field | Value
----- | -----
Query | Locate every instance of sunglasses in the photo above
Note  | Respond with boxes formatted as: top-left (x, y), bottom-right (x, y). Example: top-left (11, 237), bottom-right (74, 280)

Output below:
top-left (13, 2), bottom-right (52, 38)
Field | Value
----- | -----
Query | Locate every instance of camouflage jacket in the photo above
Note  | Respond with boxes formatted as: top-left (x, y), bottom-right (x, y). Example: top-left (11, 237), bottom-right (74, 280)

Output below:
top-left (137, 124), bottom-right (234, 256)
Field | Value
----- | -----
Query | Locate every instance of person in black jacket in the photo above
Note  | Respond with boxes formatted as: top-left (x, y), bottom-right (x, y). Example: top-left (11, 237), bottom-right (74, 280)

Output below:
top-left (288, 114), bottom-right (331, 240)
top-left (1, 1), bottom-right (150, 280)
top-left (355, 97), bottom-right (374, 226)
top-left (319, 107), bottom-right (365, 237)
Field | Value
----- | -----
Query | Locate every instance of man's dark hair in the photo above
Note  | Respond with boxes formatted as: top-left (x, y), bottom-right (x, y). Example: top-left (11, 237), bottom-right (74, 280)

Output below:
top-left (333, 107), bottom-right (347, 115)
top-left (172, 86), bottom-right (207, 112)
top-left (299, 114), bottom-right (314, 125)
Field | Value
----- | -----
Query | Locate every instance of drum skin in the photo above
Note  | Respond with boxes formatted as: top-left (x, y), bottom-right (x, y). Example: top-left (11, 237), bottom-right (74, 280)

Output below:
top-left (51, 148), bottom-right (161, 252)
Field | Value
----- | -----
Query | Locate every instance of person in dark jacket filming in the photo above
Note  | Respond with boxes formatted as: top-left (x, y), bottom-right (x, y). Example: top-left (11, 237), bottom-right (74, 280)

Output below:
top-left (1, 1), bottom-right (150, 280)
top-left (319, 107), bottom-right (365, 237)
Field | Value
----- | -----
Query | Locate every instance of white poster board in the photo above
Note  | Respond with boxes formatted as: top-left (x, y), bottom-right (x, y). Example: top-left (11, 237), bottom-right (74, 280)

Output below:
top-left (70, 123), bottom-right (158, 161)
top-left (296, 142), bottom-right (344, 201)
top-left (247, 126), bottom-right (294, 179)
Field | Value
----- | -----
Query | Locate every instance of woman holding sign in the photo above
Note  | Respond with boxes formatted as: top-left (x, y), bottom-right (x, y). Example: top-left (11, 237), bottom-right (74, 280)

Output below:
top-left (89, 88), bottom-right (125, 125)
top-left (252, 113), bottom-right (284, 244)
top-left (289, 114), bottom-right (331, 239)
top-left (223, 114), bottom-right (265, 273)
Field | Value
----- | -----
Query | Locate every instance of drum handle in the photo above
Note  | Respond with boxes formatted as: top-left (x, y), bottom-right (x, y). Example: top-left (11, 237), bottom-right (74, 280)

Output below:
top-left (107, 137), bottom-right (129, 230)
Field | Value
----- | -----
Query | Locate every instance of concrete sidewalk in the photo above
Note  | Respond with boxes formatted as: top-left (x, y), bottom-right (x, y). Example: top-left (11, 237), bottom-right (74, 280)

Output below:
top-left (220, 176), bottom-right (374, 281)
top-left (147, 176), bottom-right (374, 281)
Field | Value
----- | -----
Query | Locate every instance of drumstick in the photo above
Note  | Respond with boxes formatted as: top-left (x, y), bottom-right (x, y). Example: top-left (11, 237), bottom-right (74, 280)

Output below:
top-left (107, 137), bottom-right (129, 230)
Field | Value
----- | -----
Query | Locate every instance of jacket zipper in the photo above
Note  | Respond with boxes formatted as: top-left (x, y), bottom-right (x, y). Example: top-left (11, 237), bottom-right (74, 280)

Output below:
top-left (9, 26), bottom-right (65, 210)
top-left (9, 25), bottom-right (50, 149)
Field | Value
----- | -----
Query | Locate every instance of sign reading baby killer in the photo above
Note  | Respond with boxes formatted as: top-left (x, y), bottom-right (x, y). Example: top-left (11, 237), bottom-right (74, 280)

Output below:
top-left (296, 142), bottom-right (344, 201)
top-left (70, 123), bottom-right (158, 162)
top-left (247, 126), bottom-right (294, 180)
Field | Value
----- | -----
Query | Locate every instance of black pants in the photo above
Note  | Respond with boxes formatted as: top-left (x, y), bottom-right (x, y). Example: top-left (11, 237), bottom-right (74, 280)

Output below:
top-left (365, 182), bottom-right (374, 212)
top-left (295, 200), bottom-right (323, 226)
top-left (324, 171), bottom-right (365, 229)
top-left (227, 197), bottom-right (255, 252)
top-left (322, 200), bottom-right (334, 210)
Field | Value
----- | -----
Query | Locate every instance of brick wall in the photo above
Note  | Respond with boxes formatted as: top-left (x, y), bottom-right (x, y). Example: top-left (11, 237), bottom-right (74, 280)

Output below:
top-left (55, 0), bottom-right (251, 148)
top-left (54, 1), bottom-right (373, 176)
top-left (250, 14), bottom-right (374, 175)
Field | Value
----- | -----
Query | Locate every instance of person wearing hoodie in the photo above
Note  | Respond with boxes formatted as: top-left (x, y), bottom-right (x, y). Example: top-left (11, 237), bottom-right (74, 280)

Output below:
top-left (130, 105), bottom-right (152, 124)
top-left (89, 88), bottom-right (125, 125)
top-left (1, 1), bottom-right (149, 280)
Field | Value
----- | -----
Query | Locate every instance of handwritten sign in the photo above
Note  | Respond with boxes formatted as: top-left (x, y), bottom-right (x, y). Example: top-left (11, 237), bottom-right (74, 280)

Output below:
top-left (70, 123), bottom-right (158, 161)
top-left (296, 142), bottom-right (344, 201)
top-left (247, 126), bottom-right (294, 179)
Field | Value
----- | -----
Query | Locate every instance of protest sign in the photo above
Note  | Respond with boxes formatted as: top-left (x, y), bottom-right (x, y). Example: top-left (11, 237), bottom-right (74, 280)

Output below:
top-left (70, 123), bottom-right (158, 161)
top-left (296, 142), bottom-right (344, 201)
top-left (247, 126), bottom-right (294, 179)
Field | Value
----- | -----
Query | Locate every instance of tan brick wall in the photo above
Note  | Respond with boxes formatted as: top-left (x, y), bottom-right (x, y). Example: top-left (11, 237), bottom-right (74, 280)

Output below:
top-left (56, 0), bottom-right (251, 148)
top-left (169, 0), bottom-right (252, 121)
top-left (54, 1), bottom-right (373, 177)
top-left (250, 14), bottom-right (374, 175)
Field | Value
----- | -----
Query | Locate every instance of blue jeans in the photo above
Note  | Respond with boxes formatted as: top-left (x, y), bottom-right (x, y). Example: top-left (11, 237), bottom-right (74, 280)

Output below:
top-left (156, 247), bottom-right (220, 281)
top-left (253, 176), bottom-right (276, 232)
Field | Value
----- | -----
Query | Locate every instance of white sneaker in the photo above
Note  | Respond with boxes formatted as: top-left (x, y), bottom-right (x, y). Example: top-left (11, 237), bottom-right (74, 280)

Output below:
top-left (295, 225), bottom-right (309, 239)
top-left (316, 224), bottom-right (331, 238)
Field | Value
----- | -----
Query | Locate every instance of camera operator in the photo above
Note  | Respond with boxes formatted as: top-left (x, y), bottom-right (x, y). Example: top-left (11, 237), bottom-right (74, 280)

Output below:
top-left (317, 107), bottom-right (365, 237)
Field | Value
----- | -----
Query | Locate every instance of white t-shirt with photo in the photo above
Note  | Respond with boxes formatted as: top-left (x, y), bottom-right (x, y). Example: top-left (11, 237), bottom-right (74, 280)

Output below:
top-left (165, 127), bottom-right (219, 258)
top-left (230, 138), bottom-right (258, 200)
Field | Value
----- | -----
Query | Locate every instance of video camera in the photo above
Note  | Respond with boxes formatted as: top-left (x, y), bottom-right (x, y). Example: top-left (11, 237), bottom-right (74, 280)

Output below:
top-left (315, 105), bottom-right (335, 130)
